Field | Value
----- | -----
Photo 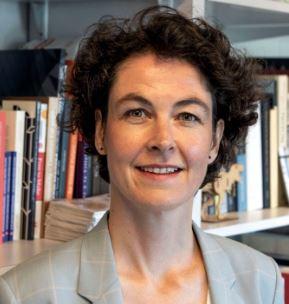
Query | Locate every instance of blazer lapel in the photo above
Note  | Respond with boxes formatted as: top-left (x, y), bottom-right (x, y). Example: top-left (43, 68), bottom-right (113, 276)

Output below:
top-left (77, 213), bottom-right (123, 304)
top-left (192, 223), bottom-right (236, 304)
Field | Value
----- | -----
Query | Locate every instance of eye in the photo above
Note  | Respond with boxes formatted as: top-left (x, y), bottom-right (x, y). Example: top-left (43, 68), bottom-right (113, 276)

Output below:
top-left (178, 112), bottom-right (199, 122)
top-left (126, 109), bottom-right (146, 118)
top-left (123, 108), bottom-right (150, 123)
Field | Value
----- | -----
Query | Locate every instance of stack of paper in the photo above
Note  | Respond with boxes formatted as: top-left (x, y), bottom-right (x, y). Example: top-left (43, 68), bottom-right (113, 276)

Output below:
top-left (44, 193), bottom-right (110, 241)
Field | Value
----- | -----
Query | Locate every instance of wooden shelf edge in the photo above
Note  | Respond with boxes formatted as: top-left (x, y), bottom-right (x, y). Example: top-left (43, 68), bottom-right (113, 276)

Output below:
top-left (202, 207), bottom-right (289, 236)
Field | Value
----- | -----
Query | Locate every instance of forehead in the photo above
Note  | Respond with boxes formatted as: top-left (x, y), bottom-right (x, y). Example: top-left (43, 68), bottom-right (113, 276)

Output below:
top-left (109, 53), bottom-right (212, 106)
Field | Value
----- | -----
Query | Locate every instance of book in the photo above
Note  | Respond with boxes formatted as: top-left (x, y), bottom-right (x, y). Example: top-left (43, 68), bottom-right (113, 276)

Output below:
top-left (65, 130), bottom-right (78, 200)
top-left (44, 194), bottom-right (110, 242)
top-left (74, 134), bottom-right (90, 198)
top-left (262, 75), bottom-right (288, 149)
top-left (260, 82), bottom-right (273, 208)
top-left (55, 99), bottom-right (71, 199)
top-left (279, 147), bottom-right (289, 204)
top-left (43, 97), bottom-right (62, 204)
top-left (0, 112), bottom-right (6, 244)
top-left (3, 152), bottom-right (10, 242)
top-left (8, 152), bottom-right (16, 241)
top-left (246, 102), bottom-right (263, 211)
top-left (2, 100), bottom-right (41, 240)
top-left (236, 144), bottom-right (247, 212)
top-left (0, 110), bottom-right (25, 240)
top-left (34, 103), bottom-right (48, 239)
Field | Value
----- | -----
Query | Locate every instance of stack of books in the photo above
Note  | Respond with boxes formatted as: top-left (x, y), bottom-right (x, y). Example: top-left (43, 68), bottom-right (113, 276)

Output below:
top-left (44, 193), bottom-right (110, 242)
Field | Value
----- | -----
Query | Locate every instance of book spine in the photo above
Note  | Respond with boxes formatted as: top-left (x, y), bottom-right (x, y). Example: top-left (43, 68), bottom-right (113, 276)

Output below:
top-left (9, 152), bottom-right (16, 241)
top-left (43, 97), bottom-right (60, 203)
top-left (65, 131), bottom-right (78, 200)
top-left (27, 102), bottom-right (41, 240)
top-left (279, 147), bottom-right (289, 202)
top-left (0, 113), bottom-right (6, 244)
top-left (34, 103), bottom-right (48, 239)
top-left (246, 103), bottom-right (263, 211)
top-left (54, 96), bottom-right (65, 199)
top-left (21, 113), bottom-right (35, 240)
top-left (3, 153), bottom-right (9, 242)
top-left (236, 148), bottom-right (247, 212)
top-left (261, 98), bottom-right (271, 208)
top-left (58, 101), bottom-right (71, 198)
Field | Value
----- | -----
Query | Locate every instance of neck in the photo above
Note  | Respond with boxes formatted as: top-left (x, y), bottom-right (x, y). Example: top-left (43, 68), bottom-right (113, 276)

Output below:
top-left (108, 196), bottom-right (197, 282)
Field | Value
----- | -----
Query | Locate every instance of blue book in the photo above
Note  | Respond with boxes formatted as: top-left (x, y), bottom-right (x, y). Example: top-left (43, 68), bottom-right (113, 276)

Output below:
top-left (8, 152), bottom-right (16, 241)
top-left (236, 147), bottom-right (247, 212)
top-left (2, 154), bottom-right (8, 242)
top-left (3, 152), bottom-right (11, 242)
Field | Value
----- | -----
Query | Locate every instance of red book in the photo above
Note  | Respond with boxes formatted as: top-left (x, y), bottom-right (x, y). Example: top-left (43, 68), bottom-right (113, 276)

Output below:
top-left (0, 112), bottom-right (6, 244)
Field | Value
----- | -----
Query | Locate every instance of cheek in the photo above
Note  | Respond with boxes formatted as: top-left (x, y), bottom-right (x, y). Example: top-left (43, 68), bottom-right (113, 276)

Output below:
top-left (104, 123), bottom-right (141, 164)
top-left (185, 138), bottom-right (212, 168)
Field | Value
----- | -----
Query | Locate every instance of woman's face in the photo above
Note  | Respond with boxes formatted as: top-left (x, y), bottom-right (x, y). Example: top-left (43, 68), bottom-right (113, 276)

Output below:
top-left (95, 53), bottom-right (223, 211)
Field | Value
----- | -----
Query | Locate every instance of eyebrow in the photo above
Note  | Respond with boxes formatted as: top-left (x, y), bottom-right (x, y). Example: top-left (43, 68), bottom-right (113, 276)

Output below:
top-left (115, 93), bottom-right (210, 114)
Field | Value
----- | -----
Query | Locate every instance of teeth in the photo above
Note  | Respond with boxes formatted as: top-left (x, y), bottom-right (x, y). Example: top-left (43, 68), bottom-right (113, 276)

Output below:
top-left (140, 167), bottom-right (179, 174)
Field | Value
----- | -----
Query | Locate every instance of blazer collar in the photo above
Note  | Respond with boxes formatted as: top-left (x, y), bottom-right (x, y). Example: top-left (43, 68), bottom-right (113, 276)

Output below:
top-left (192, 222), bottom-right (236, 304)
top-left (77, 213), bottom-right (236, 304)
top-left (77, 212), bottom-right (123, 304)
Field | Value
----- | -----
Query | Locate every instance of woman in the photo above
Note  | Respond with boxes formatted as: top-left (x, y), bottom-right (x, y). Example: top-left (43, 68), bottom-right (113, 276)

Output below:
top-left (0, 6), bottom-right (284, 304)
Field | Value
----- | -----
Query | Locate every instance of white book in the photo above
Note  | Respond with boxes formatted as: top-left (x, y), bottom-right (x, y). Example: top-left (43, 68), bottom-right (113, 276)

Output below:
top-left (0, 110), bottom-right (25, 240)
top-left (246, 103), bottom-right (263, 211)
top-left (192, 189), bottom-right (202, 226)
top-left (43, 97), bottom-right (61, 203)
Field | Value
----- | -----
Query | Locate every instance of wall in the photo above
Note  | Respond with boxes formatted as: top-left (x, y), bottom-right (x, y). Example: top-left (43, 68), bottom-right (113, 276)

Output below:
top-left (0, 1), bottom-right (27, 49)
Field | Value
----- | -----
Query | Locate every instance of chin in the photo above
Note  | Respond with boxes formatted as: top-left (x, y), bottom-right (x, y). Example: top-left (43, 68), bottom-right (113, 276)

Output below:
top-left (132, 193), bottom-right (192, 212)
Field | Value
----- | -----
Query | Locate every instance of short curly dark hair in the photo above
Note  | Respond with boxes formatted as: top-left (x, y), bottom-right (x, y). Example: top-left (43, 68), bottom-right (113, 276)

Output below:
top-left (68, 5), bottom-right (263, 187)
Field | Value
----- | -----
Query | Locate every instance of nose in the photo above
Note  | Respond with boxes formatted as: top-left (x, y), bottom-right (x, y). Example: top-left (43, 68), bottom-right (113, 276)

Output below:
top-left (147, 120), bottom-right (176, 154)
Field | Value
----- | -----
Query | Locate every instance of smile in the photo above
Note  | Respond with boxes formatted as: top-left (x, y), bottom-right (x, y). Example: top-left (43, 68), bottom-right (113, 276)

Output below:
top-left (137, 166), bottom-right (182, 174)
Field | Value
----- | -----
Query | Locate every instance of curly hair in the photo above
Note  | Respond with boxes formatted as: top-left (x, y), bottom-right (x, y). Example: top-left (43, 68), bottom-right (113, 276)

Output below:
top-left (68, 5), bottom-right (263, 187)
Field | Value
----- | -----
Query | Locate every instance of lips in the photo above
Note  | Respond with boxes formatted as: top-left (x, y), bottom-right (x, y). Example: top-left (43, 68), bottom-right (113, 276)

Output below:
top-left (136, 165), bottom-right (183, 175)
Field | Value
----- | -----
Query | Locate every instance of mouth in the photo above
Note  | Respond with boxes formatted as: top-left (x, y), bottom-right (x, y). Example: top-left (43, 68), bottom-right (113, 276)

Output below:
top-left (136, 166), bottom-right (183, 175)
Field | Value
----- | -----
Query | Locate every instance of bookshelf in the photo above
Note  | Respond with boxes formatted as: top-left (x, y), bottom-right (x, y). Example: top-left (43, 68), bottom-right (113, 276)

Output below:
top-left (0, 0), bottom-right (289, 261)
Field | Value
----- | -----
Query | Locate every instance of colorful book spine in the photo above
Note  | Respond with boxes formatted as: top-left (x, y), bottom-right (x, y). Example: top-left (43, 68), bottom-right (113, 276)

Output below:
top-left (34, 103), bottom-right (48, 239)
top-left (0, 112), bottom-right (6, 244)
top-left (65, 130), bottom-right (78, 200)
top-left (74, 134), bottom-right (89, 198)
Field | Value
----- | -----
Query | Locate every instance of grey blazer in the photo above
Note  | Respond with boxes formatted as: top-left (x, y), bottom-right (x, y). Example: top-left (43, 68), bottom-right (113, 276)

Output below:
top-left (0, 213), bottom-right (284, 304)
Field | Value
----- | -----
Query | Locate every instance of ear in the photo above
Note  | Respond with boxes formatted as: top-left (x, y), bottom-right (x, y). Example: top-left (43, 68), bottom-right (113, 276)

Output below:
top-left (208, 119), bottom-right (224, 164)
top-left (95, 109), bottom-right (106, 155)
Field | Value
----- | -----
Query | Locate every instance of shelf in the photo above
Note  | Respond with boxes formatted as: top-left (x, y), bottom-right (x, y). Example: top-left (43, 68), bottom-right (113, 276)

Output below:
top-left (206, 0), bottom-right (289, 43)
top-left (202, 207), bottom-right (289, 236)
top-left (208, 0), bottom-right (289, 14)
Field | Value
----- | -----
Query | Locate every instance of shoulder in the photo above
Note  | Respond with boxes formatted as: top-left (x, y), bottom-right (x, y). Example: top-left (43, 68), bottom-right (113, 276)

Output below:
top-left (210, 233), bottom-right (275, 271)
top-left (207, 233), bottom-right (284, 302)
top-left (0, 237), bottom-right (83, 303)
